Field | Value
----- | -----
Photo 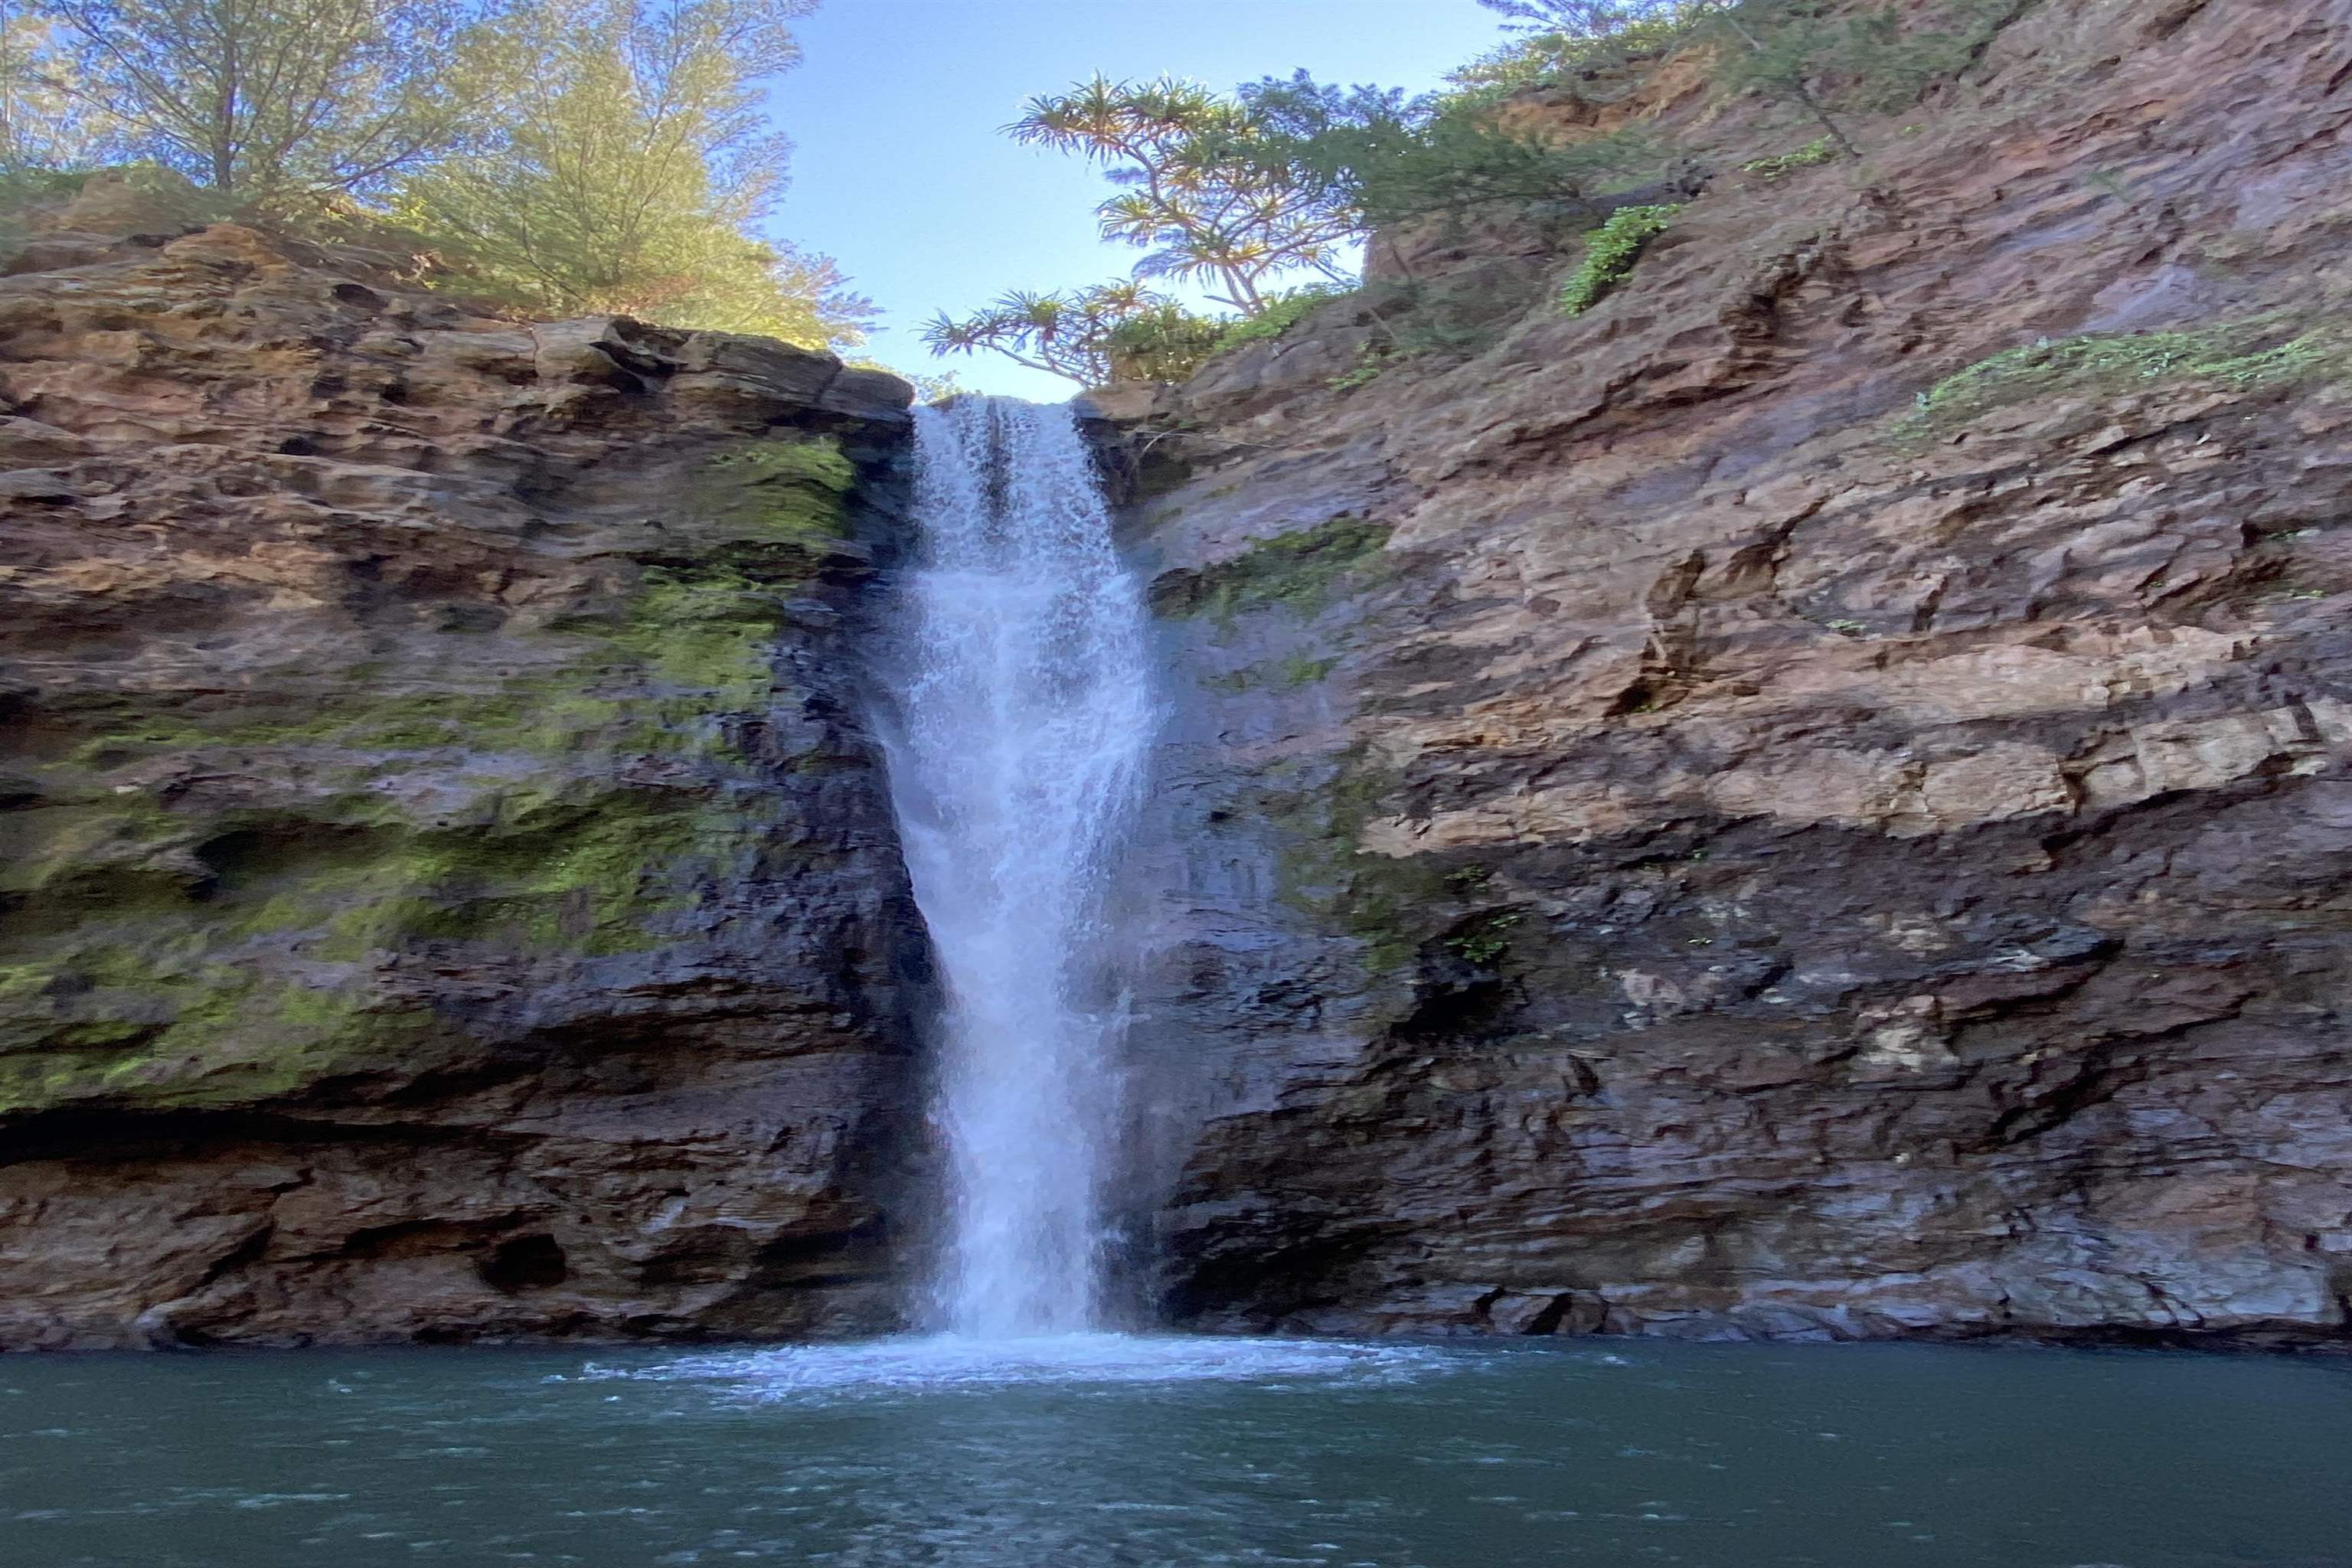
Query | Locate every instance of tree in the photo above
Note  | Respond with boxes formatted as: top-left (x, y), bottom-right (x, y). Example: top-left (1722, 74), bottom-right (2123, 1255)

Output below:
top-left (395, 0), bottom-right (871, 351)
top-left (921, 282), bottom-right (1189, 387)
top-left (1477, 0), bottom-right (1685, 34)
top-left (1693, 0), bottom-right (2025, 156)
top-left (1008, 75), bottom-right (1356, 315)
top-left (40, 0), bottom-right (503, 204)
top-left (1695, 0), bottom-right (1860, 155)
top-left (1453, 0), bottom-right (1704, 91)
top-left (1240, 71), bottom-right (1660, 234)
top-left (0, 1), bottom-right (108, 178)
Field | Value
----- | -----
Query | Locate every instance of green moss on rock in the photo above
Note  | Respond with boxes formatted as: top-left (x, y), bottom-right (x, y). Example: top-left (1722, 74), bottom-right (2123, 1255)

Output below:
top-left (0, 426), bottom-right (880, 1121)
top-left (687, 435), bottom-right (855, 553)
top-left (1151, 516), bottom-right (1392, 626)
top-left (1246, 746), bottom-right (1468, 976)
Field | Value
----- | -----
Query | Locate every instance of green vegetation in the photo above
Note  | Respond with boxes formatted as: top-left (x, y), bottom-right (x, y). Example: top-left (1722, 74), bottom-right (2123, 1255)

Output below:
top-left (1255, 746), bottom-right (1432, 974)
top-left (921, 76), bottom-right (1368, 385)
top-left (0, 2), bottom-right (106, 181)
top-left (1006, 74), bottom-right (1357, 315)
top-left (392, 0), bottom-right (871, 345)
top-left (925, 0), bottom-right (2026, 387)
top-left (1740, 134), bottom-right (1840, 178)
top-left (1459, 1), bottom-right (2030, 157)
top-left (1150, 516), bottom-right (1392, 626)
top-left (1557, 202), bottom-right (1678, 315)
top-left (33, 0), bottom-right (499, 206)
top-left (1328, 344), bottom-right (1392, 390)
top-left (1246, 744), bottom-right (1521, 977)
top-left (1214, 284), bottom-right (1352, 349)
top-left (0, 776), bottom-right (766, 1115)
top-left (1239, 70), bottom-right (1664, 235)
top-left (1709, 0), bottom-right (2027, 155)
top-left (686, 434), bottom-right (857, 552)
top-left (1894, 322), bottom-right (2339, 439)
top-left (931, 282), bottom-right (1355, 389)
top-left (1104, 300), bottom-right (1233, 382)
top-left (1445, 911), bottom-right (1523, 966)
top-left (0, 445), bottom-right (851, 1119)
top-left (925, 282), bottom-right (1176, 387)
top-left (0, 0), bottom-right (870, 353)
top-left (1452, 5), bottom-right (1695, 92)
top-left (1200, 651), bottom-right (1338, 693)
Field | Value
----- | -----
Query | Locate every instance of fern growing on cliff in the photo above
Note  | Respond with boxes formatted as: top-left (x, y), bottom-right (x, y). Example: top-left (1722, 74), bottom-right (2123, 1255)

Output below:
top-left (1557, 202), bottom-right (1678, 315)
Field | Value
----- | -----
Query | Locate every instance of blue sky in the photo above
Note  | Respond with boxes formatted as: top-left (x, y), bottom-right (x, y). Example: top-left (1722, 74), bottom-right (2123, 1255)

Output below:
top-left (763, 0), bottom-right (1516, 398)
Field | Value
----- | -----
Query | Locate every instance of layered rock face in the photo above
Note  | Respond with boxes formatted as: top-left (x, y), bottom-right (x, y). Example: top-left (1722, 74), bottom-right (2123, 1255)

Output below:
top-left (8, 0), bottom-right (2352, 1356)
top-left (1112, 0), bottom-right (2352, 1344)
top-left (0, 209), bottom-right (931, 1346)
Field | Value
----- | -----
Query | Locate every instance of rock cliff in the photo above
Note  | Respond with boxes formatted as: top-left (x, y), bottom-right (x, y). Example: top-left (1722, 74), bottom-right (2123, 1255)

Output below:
top-left (1107, 0), bottom-right (2352, 1345)
top-left (0, 201), bottom-right (931, 1347)
top-left (7, 0), bottom-right (2352, 1353)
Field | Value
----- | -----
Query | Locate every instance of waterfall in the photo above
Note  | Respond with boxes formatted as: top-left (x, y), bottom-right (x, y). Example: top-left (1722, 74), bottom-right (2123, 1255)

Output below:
top-left (884, 396), bottom-right (1156, 1340)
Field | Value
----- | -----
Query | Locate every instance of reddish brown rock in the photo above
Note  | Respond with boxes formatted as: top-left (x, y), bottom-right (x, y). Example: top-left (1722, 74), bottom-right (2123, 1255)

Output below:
top-left (1112, 0), bottom-right (2352, 1346)
top-left (8, 0), bottom-right (2352, 1355)
top-left (0, 218), bottom-right (933, 1348)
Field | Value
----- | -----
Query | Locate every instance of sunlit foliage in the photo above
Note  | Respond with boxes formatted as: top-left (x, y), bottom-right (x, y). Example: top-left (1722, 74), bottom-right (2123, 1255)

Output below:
top-left (1007, 75), bottom-right (1356, 315)
top-left (393, 0), bottom-right (869, 348)
top-left (39, 0), bottom-right (506, 205)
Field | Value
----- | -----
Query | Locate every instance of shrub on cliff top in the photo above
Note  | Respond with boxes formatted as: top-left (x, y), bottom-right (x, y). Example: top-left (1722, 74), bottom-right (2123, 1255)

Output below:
top-left (1456, 0), bottom-right (2032, 158)
top-left (1105, 302), bottom-right (1231, 382)
top-left (8, 0), bottom-right (870, 354)
top-left (1215, 285), bottom-right (1351, 349)
top-left (1455, 0), bottom-right (1697, 91)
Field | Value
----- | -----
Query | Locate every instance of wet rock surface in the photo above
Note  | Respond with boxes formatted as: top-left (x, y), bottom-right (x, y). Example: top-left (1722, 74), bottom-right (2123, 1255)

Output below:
top-left (8, 0), bottom-right (2352, 1354)
top-left (0, 211), bottom-right (931, 1347)
top-left (1112, 0), bottom-right (2352, 1345)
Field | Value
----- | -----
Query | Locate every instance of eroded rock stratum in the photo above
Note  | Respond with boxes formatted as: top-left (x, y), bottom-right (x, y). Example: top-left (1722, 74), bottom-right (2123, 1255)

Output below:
top-left (0, 208), bottom-right (931, 1346)
top-left (1111, 0), bottom-right (2352, 1344)
top-left (6, 0), bottom-right (2351, 1353)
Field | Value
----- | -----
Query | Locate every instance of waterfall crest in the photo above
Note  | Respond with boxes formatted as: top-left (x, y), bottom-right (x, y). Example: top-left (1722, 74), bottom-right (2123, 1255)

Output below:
top-left (884, 397), bottom-right (1155, 1339)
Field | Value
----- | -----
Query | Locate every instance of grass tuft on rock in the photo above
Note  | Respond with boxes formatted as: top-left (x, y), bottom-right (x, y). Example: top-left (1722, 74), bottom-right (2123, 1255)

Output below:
top-left (1893, 319), bottom-right (2341, 440)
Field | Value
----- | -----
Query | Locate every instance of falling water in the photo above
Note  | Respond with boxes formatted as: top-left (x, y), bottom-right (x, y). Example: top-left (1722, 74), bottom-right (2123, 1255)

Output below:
top-left (884, 396), bottom-right (1155, 1339)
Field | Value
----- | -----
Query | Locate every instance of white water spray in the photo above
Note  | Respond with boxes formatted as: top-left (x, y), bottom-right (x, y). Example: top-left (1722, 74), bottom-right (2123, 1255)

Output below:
top-left (884, 397), bottom-right (1155, 1339)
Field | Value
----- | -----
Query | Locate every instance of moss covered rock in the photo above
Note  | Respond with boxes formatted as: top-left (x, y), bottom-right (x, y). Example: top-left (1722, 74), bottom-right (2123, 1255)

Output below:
top-left (0, 224), bottom-right (930, 1349)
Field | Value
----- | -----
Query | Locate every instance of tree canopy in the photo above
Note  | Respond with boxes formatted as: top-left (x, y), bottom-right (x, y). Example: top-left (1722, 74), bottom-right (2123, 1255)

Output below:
top-left (920, 282), bottom-right (1175, 387)
top-left (40, 0), bottom-right (504, 204)
top-left (1008, 75), bottom-right (1356, 316)
top-left (0, 2), bottom-right (106, 179)
top-left (1238, 70), bottom-right (1660, 234)
top-left (0, 0), bottom-right (868, 354)
top-left (393, 0), bottom-right (871, 349)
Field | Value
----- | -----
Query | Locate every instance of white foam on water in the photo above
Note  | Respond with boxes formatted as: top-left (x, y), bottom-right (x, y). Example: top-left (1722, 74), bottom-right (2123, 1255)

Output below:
top-left (586, 1334), bottom-right (1454, 1404)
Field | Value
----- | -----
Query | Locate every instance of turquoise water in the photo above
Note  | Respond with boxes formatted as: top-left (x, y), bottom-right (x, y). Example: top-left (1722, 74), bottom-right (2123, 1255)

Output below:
top-left (2, 1334), bottom-right (2347, 1567)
